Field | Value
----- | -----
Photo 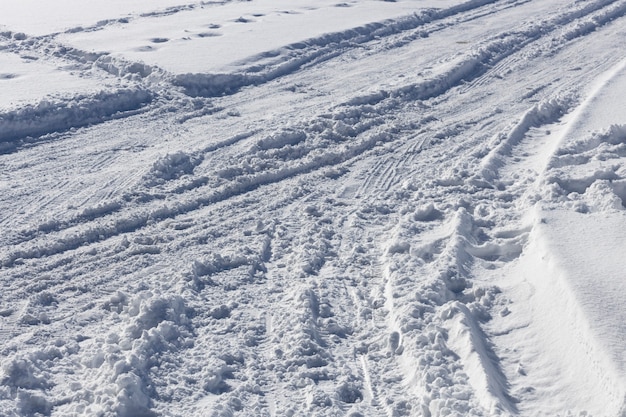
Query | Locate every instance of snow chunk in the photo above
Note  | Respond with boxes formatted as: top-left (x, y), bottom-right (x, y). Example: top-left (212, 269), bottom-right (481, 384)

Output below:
top-left (144, 151), bottom-right (202, 184)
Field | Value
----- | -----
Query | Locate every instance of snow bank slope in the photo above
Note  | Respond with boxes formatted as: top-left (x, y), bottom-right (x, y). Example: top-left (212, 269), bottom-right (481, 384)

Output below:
top-left (532, 59), bottom-right (626, 414)
top-left (483, 58), bottom-right (626, 417)
top-left (538, 210), bottom-right (626, 399)
top-left (0, 88), bottom-right (153, 144)
top-left (490, 209), bottom-right (626, 417)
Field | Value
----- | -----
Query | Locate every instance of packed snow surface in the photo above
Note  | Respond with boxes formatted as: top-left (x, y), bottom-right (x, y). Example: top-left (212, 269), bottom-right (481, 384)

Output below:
top-left (1, 0), bottom-right (626, 416)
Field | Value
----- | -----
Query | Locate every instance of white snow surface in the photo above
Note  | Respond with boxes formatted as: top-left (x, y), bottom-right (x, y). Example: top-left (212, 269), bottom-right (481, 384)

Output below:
top-left (1, 0), bottom-right (626, 416)
top-left (57, 0), bottom-right (465, 74)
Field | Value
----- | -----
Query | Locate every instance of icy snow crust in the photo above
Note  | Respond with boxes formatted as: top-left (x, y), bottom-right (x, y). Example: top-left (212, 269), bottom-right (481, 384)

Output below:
top-left (1, 0), bottom-right (626, 416)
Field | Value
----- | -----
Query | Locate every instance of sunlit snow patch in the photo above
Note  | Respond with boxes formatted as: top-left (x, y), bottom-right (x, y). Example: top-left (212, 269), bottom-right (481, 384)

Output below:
top-left (0, 51), bottom-right (153, 144)
top-left (57, 0), bottom-right (466, 75)
top-left (0, 51), bottom-right (101, 110)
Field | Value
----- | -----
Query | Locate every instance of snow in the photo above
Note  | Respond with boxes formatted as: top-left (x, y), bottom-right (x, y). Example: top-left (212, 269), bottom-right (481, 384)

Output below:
top-left (0, 51), bottom-right (101, 110)
top-left (1, 0), bottom-right (219, 36)
top-left (59, 0), bottom-right (464, 74)
top-left (1, 0), bottom-right (626, 416)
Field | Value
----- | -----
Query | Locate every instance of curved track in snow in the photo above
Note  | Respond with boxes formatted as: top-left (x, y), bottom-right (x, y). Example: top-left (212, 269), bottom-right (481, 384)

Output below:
top-left (1, 0), bottom-right (626, 416)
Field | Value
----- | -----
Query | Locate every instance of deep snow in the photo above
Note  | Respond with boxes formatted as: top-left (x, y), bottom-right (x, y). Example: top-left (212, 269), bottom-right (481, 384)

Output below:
top-left (1, 0), bottom-right (626, 416)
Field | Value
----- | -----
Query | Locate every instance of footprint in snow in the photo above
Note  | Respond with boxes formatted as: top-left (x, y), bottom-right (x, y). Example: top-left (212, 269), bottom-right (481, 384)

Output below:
top-left (197, 32), bottom-right (221, 38)
top-left (150, 37), bottom-right (169, 44)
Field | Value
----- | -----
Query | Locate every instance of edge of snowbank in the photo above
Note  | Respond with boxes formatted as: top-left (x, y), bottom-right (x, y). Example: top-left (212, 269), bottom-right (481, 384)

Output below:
top-left (517, 206), bottom-right (626, 415)
top-left (0, 88), bottom-right (153, 144)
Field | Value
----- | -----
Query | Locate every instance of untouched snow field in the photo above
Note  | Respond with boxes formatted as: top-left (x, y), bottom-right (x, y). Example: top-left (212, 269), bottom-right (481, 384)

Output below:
top-left (1, 0), bottom-right (626, 416)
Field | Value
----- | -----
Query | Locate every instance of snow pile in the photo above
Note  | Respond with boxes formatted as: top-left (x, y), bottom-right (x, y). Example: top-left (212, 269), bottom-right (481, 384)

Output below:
top-left (0, 89), bottom-right (153, 143)
top-left (89, 292), bottom-right (192, 417)
top-left (35, 291), bottom-right (193, 417)
top-left (378, 205), bottom-right (519, 415)
top-left (144, 152), bottom-right (203, 184)
top-left (1, 354), bottom-right (55, 416)
top-left (484, 58), bottom-right (626, 416)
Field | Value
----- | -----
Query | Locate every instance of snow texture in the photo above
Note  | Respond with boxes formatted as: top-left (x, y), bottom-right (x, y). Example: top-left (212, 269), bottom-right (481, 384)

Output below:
top-left (1, 0), bottom-right (626, 416)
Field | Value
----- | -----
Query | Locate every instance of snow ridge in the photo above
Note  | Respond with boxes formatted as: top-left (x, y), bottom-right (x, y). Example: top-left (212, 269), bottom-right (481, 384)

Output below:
top-left (0, 89), bottom-right (153, 144)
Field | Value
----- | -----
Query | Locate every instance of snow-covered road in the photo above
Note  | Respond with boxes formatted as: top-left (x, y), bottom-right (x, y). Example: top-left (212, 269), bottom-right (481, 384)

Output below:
top-left (1, 1), bottom-right (626, 416)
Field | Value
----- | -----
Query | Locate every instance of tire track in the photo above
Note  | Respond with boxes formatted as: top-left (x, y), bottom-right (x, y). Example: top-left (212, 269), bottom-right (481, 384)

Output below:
top-left (351, 0), bottom-right (626, 197)
top-left (171, 0), bottom-right (508, 97)
top-left (4, 0), bottom-right (626, 268)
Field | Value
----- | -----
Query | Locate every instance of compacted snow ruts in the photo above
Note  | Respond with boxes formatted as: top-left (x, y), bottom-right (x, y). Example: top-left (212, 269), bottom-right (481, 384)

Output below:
top-left (1, 0), bottom-right (626, 416)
